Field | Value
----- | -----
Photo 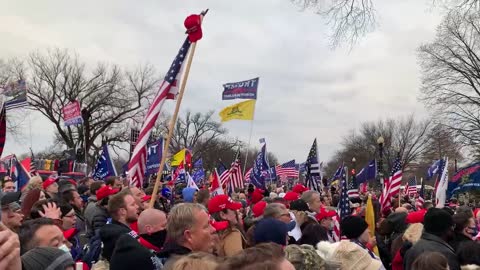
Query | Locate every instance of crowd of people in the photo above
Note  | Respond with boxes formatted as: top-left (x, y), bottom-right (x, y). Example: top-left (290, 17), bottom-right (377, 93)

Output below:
top-left (0, 175), bottom-right (479, 270)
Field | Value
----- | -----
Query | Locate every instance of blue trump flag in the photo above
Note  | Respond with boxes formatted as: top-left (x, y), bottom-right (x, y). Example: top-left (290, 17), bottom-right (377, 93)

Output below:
top-left (192, 159), bottom-right (205, 184)
top-left (146, 138), bottom-right (163, 176)
top-left (92, 144), bottom-right (117, 180)
top-left (427, 159), bottom-right (442, 179)
top-left (222, 77), bottom-right (259, 100)
top-left (250, 144), bottom-right (269, 189)
top-left (355, 160), bottom-right (377, 184)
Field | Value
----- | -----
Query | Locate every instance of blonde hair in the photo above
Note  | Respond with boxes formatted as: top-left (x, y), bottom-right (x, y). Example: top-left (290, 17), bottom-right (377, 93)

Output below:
top-left (26, 176), bottom-right (43, 191)
top-left (403, 223), bottom-right (424, 244)
top-left (166, 252), bottom-right (220, 270)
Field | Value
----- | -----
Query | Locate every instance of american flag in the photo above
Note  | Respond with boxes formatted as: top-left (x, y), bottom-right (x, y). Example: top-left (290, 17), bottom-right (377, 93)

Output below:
top-left (387, 154), bottom-right (403, 198)
top-left (305, 139), bottom-right (321, 191)
top-left (416, 179), bottom-right (425, 209)
top-left (218, 163), bottom-right (230, 186)
top-left (276, 160), bottom-right (298, 179)
top-left (244, 168), bottom-right (252, 182)
top-left (406, 177), bottom-right (417, 197)
top-left (227, 159), bottom-right (244, 191)
top-left (332, 214), bottom-right (341, 242)
top-left (347, 179), bottom-right (359, 198)
top-left (380, 176), bottom-right (391, 212)
top-left (128, 38), bottom-right (192, 187)
top-left (338, 168), bottom-right (351, 220)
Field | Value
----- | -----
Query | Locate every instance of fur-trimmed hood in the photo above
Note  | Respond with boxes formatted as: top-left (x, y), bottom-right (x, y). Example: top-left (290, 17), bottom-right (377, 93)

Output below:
top-left (316, 241), bottom-right (340, 260)
top-left (461, 265), bottom-right (480, 270)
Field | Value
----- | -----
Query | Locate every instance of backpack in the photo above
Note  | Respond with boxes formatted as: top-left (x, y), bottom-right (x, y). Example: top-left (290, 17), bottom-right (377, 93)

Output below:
top-left (82, 229), bottom-right (103, 268)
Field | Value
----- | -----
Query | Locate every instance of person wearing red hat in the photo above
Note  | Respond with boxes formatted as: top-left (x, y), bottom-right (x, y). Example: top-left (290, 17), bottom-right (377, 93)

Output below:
top-left (42, 178), bottom-right (58, 200)
top-left (85, 185), bottom-right (120, 238)
top-left (208, 195), bottom-right (245, 257)
top-left (283, 191), bottom-right (300, 203)
top-left (292, 184), bottom-right (309, 195)
top-left (315, 207), bottom-right (337, 243)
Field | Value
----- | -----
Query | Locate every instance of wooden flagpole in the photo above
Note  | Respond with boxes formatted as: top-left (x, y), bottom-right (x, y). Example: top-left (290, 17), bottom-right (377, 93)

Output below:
top-left (149, 11), bottom-right (207, 208)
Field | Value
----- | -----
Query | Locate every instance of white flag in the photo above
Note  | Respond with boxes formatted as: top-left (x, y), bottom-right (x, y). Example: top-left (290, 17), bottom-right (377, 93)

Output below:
top-left (436, 157), bottom-right (449, 208)
top-left (186, 172), bottom-right (199, 191)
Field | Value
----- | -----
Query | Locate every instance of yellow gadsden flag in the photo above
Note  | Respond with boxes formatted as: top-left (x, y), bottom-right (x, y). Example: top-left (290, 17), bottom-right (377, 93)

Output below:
top-left (219, 100), bottom-right (256, 122)
top-left (170, 149), bottom-right (186, 167)
top-left (365, 195), bottom-right (380, 256)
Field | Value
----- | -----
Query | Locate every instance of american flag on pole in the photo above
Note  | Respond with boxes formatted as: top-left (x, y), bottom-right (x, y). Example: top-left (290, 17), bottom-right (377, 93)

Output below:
top-left (416, 178), bottom-right (425, 209)
top-left (218, 163), bottom-right (230, 186)
top-left (305, 139), bottom-right (321, 191)
top-left (387, 154), bottom-right (403, 198)
top-left (227, 158), bottom-right (244, 191)
top-left (338, 168), bottom-right (351, 220)
top-left (332, 214), bottom-right (341, 242)
top-left (244, 168), bottom-right (252, 182)
top-left (275, 160), bottom-right (298, 179)
top-left (347, 179), bottom-right (359, 198)
top-left (406, 177), bottom-right (417, 197)
top-left (380, 176), bottom-right (391, 212)
top-left (128, 38), bottom-right (192, 187)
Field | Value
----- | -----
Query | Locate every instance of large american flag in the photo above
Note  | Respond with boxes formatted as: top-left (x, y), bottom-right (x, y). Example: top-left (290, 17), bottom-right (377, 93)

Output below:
top-left (244, 168), bottom-right (252, 182)
top-left (380, 176), bottom-right (391, 212)
top-left (406, 177), bottom-right (417, 197)
top-left (387, 155), bottom-right (403, 198)
top-left (276, 160), bottom-right (299, 179)
top-left (218, 163), bottom-right (230, 186)
top-left (128, 39), bottom-right (191, 187)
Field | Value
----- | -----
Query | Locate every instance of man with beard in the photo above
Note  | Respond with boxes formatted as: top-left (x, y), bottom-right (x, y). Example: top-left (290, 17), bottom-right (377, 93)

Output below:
top-left (100, 192), bottom-right (139, 262)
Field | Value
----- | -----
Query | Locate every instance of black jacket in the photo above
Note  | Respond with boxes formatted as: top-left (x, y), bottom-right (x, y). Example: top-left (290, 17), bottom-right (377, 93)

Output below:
top-left (110, 234), bottom-right (163, 270)
top-left (99, 220), bottom-right (132, 262)
top-left (156, 241), bottom-right (192, 264)
top-left (86, 205), bottom-right (109, 238)
top-left (449, 232), bottom-right (473, 252)
top-left (404, 232), bottom-right (460, 270)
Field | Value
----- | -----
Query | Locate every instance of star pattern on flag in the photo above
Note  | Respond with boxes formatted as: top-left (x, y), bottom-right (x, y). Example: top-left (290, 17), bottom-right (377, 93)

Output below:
top-left (339, 169), bottom-right (351, 220)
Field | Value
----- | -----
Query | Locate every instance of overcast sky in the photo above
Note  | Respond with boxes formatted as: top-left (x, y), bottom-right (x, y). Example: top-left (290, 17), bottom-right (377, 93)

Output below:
top-left (0, 0), bottom-right (443, 164)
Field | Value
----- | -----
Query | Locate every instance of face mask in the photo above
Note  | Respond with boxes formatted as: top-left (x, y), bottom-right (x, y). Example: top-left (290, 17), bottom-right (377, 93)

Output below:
top-left (58, 244), bottom-right (70, 254)
top-left (141, 230), bottom-right (167, 248)
top-left (468, 227), bottom-right (478, 237)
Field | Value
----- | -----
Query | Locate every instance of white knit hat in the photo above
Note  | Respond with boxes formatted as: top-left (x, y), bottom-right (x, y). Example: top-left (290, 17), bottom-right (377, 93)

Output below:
top-left (331, 240), bottom-right (383, 270)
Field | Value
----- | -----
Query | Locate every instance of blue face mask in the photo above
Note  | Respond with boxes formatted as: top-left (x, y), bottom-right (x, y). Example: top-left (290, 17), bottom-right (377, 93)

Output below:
top-left (468, 226), bottom-right (478, 237)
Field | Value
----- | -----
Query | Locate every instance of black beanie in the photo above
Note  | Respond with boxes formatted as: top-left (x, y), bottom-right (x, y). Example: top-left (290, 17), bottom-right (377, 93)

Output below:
top-left (21, 247), bottom-right (75, 270)
top-left (340, 215), bottom-right (369, 239)
top-left (110, 234), bottom-right (163, 270)
top-left (424, 208), bottom-right (454, 235)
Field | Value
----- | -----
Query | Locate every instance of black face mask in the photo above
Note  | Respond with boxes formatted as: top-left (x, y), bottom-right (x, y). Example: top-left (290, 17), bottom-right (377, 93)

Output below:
top-left (140, 230), bottom-right (167, 248)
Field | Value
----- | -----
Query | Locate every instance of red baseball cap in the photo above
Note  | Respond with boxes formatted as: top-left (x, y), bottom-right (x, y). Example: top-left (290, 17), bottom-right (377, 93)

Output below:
top-left (141, 195), bottom-right (152, 203)
top-left (96, 186), bottom-right (120, 201)
top-left (208, 195), bottom-right (242, 214)
top-left (210, 219), bottom-right (229, 232)
top-left (252, 201), bottom-right (268, 218)
top-left (315, 207), bottom-right (336, 221)
top-left (284, 191), bottom-right (300, 201)
top-left (184, 14), bottom-right (203, 42)
top-left (292, 184), bottom-right (309, 194)
top-left (406, 209), bottom-right (427, 224)
top-left (42, 178), bottom-right (57, 190)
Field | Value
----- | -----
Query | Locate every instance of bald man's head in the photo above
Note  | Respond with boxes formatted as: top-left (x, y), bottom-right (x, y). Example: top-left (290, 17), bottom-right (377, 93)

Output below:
top-left (395, 207), bottom-right (408, 213)
top-left (138, 208), bottom-right (167, 235)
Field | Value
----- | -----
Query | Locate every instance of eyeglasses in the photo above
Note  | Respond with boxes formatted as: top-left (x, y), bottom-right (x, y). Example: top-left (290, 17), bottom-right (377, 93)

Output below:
top-left (64, 214), bottom-right (76, 218)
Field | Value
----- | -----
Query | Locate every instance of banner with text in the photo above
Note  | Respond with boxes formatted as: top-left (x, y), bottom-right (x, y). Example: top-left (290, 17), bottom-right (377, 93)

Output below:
top-left (62, 100), bottom-right (83, 126)
top-left (222, 77), bottom-right (259, 100)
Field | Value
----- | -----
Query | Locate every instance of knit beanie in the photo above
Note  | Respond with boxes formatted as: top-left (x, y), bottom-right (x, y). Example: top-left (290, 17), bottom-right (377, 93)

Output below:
top-left (254, 218), bottom-right (290, 246)
top-left (424, 208), bottom-right (454, 235)
top-left (21, 247), bottom-right (75, 270)
top-left (340, 215), bottom-right (369, 239)
top-left (59, 203), bottom-right (73, 218)
top-left (332, 240), bottom-right (383, 270)
top-left (285, 244), bottom-right (325, 270)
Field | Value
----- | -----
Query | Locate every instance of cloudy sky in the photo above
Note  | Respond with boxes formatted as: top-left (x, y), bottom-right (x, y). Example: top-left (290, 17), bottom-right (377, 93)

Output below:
top-left (0, 0), bottom-right (443, 164)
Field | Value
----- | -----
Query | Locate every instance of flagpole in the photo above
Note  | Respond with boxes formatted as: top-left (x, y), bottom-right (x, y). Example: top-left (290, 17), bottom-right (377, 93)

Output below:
top-left (242, 118), bottom-right (255, 176)
top-left (149, 11), bottom-right (207, 208)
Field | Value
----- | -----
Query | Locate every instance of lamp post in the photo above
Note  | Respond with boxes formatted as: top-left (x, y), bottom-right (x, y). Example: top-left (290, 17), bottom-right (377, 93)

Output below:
top-left (377, 136), bottom-right (384, 190)
top-left (351, 157), bottom-right (357, 191)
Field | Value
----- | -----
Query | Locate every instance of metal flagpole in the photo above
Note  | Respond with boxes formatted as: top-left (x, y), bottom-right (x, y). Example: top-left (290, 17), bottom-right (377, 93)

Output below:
top-left (242, 110), bottom-right (255, 175)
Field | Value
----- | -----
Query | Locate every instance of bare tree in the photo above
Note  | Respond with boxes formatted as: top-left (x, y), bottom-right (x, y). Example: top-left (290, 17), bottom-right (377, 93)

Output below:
top-left (21, 49), bottom-right (159, 166)
top-left (418, 11), bottom-right (480, 149)
top-left (291, 0), bottom-right (376, 48)
top-left (325, 115), bottom-right (432, 177)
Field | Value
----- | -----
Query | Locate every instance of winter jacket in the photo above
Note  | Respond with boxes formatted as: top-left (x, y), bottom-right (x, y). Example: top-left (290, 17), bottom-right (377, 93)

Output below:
top-left (99, 220), bottom-right (132, 262)
top-left (84, 196), bottom-right (98, 225)
top-left (110, 233), bottom-right (163, 270)
top-left (86, 205), bottom-right (109, 239)
top-left (156, 241), bottom-right (192, 264)
top-left (216, 229), bottom-right (245, 257)
top-left (449, 232), bottom-right (473, 252)
top-left (404, 232), bottom-right (460, 270)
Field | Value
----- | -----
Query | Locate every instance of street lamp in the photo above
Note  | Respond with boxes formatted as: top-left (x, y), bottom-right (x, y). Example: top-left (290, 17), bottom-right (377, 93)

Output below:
top-left (351, 157), bottom-right (357, 190)
top-left (377, 136), bottom-right (385, 188)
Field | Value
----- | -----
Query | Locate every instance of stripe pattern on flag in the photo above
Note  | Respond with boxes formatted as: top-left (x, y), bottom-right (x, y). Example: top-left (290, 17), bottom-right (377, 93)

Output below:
top-left (276, 160), bottom-right (299, 179)
top-left (128, 39), bottom-right (191, 187)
